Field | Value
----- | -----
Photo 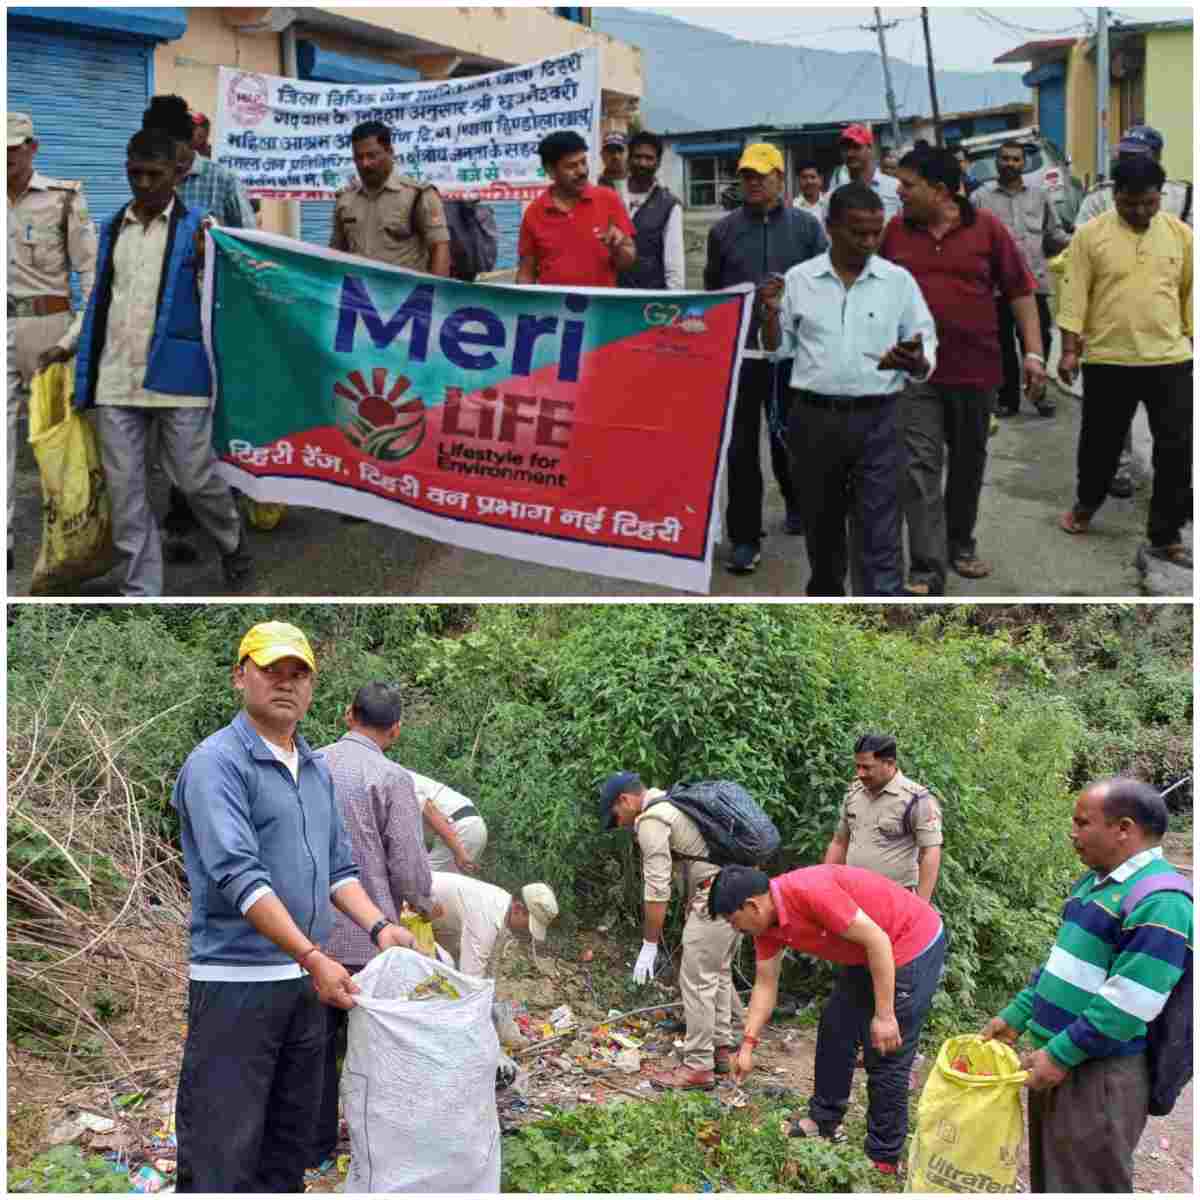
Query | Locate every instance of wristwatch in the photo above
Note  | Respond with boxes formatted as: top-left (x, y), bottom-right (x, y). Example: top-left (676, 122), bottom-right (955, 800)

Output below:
top-left (368, 918), bottom-right (393, 947)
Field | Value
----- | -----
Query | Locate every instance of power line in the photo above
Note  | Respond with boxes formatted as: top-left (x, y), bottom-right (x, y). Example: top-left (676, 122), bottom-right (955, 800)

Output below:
top-left (971, 8), bottom-right (1092, 36)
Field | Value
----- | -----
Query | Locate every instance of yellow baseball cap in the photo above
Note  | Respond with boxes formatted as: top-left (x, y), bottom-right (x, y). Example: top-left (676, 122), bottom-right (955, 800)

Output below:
top-left (237, 621), bottom-right (316, 671)
top-left (737, 143), bottom-right (785, 176)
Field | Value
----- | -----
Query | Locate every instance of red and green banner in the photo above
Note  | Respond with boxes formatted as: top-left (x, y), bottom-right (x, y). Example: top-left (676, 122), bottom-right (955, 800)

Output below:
top-left (202, 229), bottom-right (751, 592)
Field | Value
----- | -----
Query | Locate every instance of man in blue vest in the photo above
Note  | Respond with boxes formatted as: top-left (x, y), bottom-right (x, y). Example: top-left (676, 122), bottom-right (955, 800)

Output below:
top-left (42, 128), bottom-right (252, 596)
top-left (598, 131), bottom-right (684, 291)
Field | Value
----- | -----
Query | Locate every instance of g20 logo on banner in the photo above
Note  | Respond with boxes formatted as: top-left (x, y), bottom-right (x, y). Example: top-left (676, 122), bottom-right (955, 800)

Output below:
top-left (643, 302), bottom-right (708, 334)
top-left (335, 368), bottom-right (426, 462)
top-left (227, 73), bottom-right (271, 127)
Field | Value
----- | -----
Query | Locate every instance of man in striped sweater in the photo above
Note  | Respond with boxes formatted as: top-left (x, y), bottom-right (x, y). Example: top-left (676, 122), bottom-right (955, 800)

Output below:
top-left (982, 778), bottom-right (1192, 1192)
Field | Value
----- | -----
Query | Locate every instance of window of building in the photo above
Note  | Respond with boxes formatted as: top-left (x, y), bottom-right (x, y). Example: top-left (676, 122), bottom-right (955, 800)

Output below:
top-left (687, 155), bottom-right (740, 208)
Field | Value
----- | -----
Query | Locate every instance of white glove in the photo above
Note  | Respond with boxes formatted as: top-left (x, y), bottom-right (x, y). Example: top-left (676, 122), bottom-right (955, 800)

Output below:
top-left (632, 940), bottom-right (658, 985)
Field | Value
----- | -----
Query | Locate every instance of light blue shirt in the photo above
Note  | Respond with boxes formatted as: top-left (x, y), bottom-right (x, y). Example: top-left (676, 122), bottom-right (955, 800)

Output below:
top-left (828, 167), bottom-right (902, 220)
top-left (766, 251), bottom-right (938, 395)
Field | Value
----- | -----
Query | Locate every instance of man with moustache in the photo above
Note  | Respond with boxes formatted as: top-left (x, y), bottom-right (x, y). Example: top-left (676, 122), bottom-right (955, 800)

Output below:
top-left (597, 130), bottom-right (630, 204)
top-left (973, 140), bottom-right (1068, 417)
top-left (760, 184), bottom-right (936, 596)
top-left (332, 120), bottom-right (451, 277)
top-left (1057, 155), bottom-right (1192, 569)
top-left (517, 130), bottom-right (636, 286)
top-left (606, 130), bottom-right (684, 291)
top-left (704, 142), bottom-right (827, 574)
top-left (171, 622), bottom-right (417, 1193)
top-left (982, 778), bottom-right (1192, 1192)
top-left (829, 125), bottom-right (901, 220)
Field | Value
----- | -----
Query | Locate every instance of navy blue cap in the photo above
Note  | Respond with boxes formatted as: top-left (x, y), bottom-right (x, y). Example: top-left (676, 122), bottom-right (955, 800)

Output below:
top-left (599, 771), bottom-right (641, 830)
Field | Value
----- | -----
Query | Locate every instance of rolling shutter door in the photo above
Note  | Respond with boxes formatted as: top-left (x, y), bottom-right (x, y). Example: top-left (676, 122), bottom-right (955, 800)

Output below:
top-left (7, 23), bottom-right (151, 226)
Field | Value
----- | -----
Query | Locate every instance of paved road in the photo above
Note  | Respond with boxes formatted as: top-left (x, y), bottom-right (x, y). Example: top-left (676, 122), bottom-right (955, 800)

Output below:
top-left (6, 376), bottom-right (1189, 599)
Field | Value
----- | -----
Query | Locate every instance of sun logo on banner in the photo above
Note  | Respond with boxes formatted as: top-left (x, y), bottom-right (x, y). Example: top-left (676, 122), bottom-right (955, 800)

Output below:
top-left (335, 368), bottom-right (426, 462)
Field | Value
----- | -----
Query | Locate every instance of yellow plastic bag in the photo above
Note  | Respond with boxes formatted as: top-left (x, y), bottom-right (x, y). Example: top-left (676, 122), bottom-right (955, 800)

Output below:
top-left (906, 1034), bottom-right (1027, 1193)
top-left (27, 363), bottom-right (117, 594)
top-left (242, 497), bottom-right (287, 530)
top-left (397, 908), bottom-right (436, 957)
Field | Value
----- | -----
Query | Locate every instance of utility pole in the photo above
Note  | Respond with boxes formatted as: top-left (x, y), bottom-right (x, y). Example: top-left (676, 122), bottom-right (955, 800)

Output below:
top-left (921, 7), bottom-right (943, 147)
top-left (1095, 6), bottom-right (1110, 184)
top-left (865, 8), bottom-right (903, 152)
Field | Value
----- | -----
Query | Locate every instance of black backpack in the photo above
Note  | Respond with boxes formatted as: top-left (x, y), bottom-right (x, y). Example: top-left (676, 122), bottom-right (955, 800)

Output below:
top-left (643, 780), bottom-right (781, 867)
top-left (443, 198), bottom-right (499, 281)
top-left (1119, 872), bottom-right (1193, 1116)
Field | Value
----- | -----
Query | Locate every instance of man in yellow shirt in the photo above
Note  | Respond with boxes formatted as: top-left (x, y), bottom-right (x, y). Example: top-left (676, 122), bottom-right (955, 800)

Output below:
top-left (1057, 156), bottom-right (1192, 568)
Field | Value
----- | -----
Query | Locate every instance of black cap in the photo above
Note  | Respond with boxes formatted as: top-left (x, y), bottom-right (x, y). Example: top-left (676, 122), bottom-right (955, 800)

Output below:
top-left (599, 771), bottom-right (641, 830)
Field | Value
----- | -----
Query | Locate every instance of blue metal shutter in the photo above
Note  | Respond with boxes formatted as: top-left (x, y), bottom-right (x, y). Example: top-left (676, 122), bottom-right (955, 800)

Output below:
top-left (7, 22), bottom-right (151, 226)
top-left (1036, 79), bottom-right (1067, 160)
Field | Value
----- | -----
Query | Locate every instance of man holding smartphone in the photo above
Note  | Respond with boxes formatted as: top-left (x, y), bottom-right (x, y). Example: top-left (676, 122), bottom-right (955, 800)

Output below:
top-left (760, 183), bottom-right (936, 596)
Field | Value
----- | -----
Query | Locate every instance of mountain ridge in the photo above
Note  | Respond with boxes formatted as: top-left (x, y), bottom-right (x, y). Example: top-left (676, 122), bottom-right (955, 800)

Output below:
top-left (592, 8), bottom-right (1030, 134)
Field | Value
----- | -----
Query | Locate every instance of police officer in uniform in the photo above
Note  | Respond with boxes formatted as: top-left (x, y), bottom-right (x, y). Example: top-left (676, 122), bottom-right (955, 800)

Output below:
top-left (1072, 125), bottom-right (1192, 499)
top-left (822, 732), bottom-right (943, 900)
top-left (6, 112), bottom-right (98, 570)
top-left (331, 119), bottom-right (451, 275)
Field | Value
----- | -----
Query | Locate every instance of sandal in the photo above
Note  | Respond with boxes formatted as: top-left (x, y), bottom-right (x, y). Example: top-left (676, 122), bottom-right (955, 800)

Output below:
top-left (1145, 543), bottom-right (1193, 569)
top-left (951, 555), bottom-right (992, 579)
top-left (785, 1116), bottom-right (846, 1143)
top-left (1059, 510), bottom-right (1091, 536)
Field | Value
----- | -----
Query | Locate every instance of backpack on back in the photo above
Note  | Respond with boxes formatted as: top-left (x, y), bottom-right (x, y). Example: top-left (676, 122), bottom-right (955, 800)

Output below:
top-left (644, 780), bottom-right (781, 867)
top-left (1119, 871), bottom-right (1193, 1116)
top-left (443, 198), bottom-right (499, 281)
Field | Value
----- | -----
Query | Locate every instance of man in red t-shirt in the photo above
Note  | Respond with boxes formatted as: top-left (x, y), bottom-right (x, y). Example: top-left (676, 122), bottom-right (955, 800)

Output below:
top-left (516, 130), bottom-right (636, 287)
top-left (880, 147), bottom-right (1045, 595)
top-left (710, 864), bottom-right (945, 1176)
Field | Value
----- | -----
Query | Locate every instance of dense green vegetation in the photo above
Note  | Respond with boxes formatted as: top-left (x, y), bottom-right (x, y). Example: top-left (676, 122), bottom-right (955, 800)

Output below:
top-left (7, 603), bottom-right (1191, 1033)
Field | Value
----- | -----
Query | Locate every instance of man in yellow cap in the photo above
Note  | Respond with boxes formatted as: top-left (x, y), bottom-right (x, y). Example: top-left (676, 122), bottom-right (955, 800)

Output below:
top-left (170, 621), bottom-right (419, 1194)
top-left (704, 142), bottom-right (828, 575)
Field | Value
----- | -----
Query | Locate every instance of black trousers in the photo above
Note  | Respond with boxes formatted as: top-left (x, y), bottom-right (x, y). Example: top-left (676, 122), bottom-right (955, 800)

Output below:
top-left (787, 391), bottom-right (903, 596)
top-left (725, 357), bottom-right (796, 546)
top-left (809, 932), bottom-right (945, 1165)
top-left (175, 977), bottom-right (327, 1194)
top-left (1075, 361), bottom-right (1192, 546)
top-left (996, 293), bottom-right (1053, 412)
top-left (312, 998), bottom-right (354, 1167)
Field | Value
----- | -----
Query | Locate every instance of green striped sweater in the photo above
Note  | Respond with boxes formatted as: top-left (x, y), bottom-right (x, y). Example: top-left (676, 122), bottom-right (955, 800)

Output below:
top-left (999, 847), bottom-right (1192, 1069)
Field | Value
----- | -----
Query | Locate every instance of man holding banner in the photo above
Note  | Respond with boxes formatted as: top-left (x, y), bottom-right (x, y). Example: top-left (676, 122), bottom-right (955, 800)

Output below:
top-left (517, 131), bottom-right (636, 287)
top-left (332, 121), bottom-right (451, 277)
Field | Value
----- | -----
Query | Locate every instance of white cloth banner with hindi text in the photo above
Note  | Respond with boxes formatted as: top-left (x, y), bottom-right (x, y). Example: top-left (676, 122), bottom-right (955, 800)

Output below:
top-left (212, 49), bottom-right (600, 202)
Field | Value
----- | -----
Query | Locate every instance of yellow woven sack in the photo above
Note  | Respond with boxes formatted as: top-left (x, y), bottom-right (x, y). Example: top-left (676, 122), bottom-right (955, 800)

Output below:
top-left (906, 1034), bottom-right (1027, 1193)
top-left (397, 909), bottom-right (436, 957)
top-left (27, 363), bottom-right (117, 594)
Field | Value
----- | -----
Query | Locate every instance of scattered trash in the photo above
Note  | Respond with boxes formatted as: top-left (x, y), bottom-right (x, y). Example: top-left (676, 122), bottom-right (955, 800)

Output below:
top-left (606, 1008), bottom-right (623, 1020)
top-left (580, 949), bottom-right (594, 962)
top-left (549, 1004), bottom-right (576, 1031)
top-left (132, 1165), bottom-right (166, 1193)
top-left (154, 1159), bottom-right (175, 1175)
top-left (722, 1088), bottom-right (749, 1108)
top-left (597, 926), bottom-right (609, 934)
top-left (610, 1031), bottom-right (642, 1051)
top-left (614, 1049), bottom-right (641, 1073)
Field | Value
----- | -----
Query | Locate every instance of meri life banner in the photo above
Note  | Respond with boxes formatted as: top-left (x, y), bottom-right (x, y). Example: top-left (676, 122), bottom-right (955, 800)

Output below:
top-left (201, 229), bottom-right (752, 594)
top-left (213, 48), bottom-right (600, 200)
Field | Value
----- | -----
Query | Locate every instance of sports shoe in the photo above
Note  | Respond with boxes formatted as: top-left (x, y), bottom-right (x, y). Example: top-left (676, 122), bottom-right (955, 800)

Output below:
top-left (1108, 470), bottom-right (1134, 499)
top-left (726, 542), bottom-right (761, 574)
top-left (714, 1045), bottom-right (735, 1074)
top-left (221, 530), bottom-right (254, 589)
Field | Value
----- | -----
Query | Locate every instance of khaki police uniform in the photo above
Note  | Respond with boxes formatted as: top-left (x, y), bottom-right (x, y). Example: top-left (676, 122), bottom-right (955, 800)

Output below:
top-left (835, 770), bottom-right (942, 890)
top-left (330, 166), bottom-right (450, 271)
top-left (635, 789), bottom-right (742, 1073)
top-left (7, 162), bottom-right (98, 550)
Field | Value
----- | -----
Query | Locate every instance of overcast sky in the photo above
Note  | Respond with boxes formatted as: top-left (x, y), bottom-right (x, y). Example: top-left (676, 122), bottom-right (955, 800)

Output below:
top-left (632, 5), bottom-right (1192, 71)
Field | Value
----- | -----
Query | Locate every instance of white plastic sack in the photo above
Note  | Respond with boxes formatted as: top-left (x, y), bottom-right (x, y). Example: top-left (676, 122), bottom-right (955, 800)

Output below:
top-left (342, 947), bottom-right (501, 1193)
